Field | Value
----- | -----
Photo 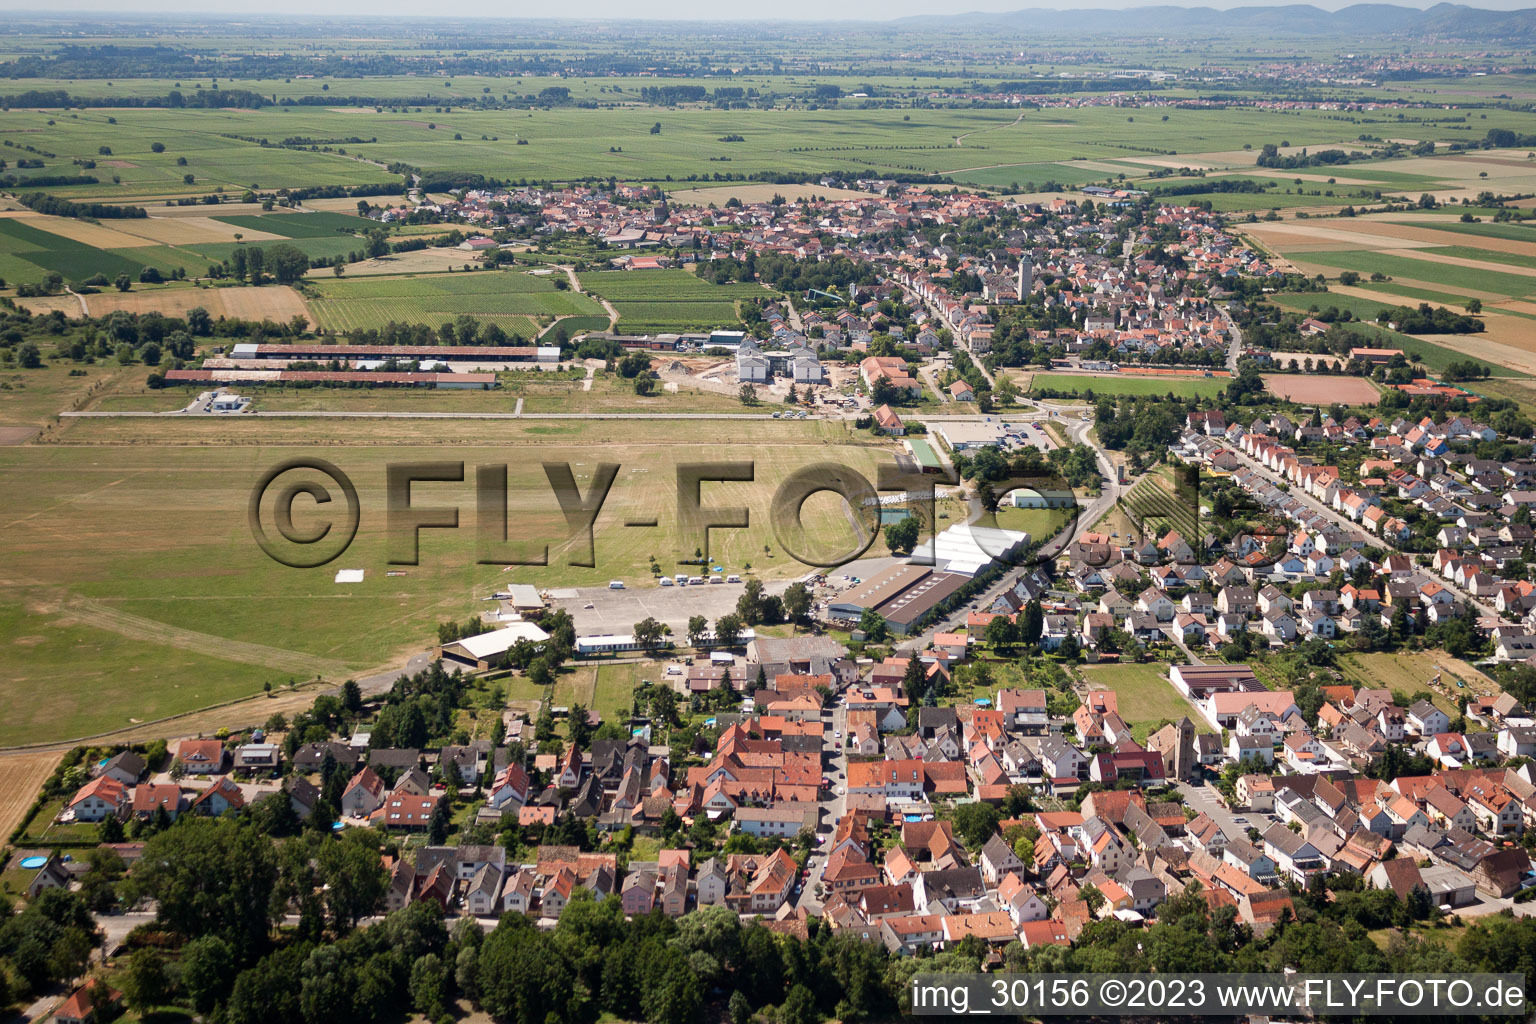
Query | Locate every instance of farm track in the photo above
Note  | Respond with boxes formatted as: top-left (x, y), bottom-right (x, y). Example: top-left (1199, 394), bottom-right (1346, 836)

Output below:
top-left (59, 598), bottom-right (351, 678)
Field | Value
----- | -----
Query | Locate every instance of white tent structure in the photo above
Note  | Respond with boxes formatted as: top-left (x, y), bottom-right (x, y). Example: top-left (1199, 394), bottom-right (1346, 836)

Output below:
top-left (928, 523), bottom-right (1030, 576)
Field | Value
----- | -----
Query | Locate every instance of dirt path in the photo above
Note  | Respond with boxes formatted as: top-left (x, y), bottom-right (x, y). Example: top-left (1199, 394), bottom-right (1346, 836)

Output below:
top-left (954, 111), bottom-right (1027, 147)
top-left (58, 598), bottom-right (350, 678)
top-left (561, 265), bottom-right (617, 330)
top-left (63, 287), bottom-right (88, 317)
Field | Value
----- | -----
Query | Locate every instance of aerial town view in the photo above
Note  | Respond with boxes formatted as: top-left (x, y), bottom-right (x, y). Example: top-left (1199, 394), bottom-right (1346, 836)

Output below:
top-left (12, 2), bottom-right (1536, 1021)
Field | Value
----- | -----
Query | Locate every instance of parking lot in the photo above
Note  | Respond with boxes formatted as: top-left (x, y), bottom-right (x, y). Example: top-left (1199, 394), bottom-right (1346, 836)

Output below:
top-left (549, 578), bottom-right (795, 635)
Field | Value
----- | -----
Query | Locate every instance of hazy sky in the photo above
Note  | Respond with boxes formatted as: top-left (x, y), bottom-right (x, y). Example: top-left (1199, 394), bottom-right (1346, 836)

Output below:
top-left (6, 0), bottom-right (1536, 19)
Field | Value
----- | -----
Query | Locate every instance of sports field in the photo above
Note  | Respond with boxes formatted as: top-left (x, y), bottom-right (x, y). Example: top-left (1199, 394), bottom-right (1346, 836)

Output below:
top-left (1028, 372), bottom-right (1228, 399)
top-left (1076, 662), bottom-right (1211, 743)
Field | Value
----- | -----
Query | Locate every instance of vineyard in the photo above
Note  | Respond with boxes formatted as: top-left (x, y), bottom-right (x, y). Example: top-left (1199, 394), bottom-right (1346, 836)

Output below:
top-left (579, 269), bottom-right (775, 334)
top-left (306, 269), bottom-right (606, 335)
top-left (1120, 471), bottom-right (1203, 551)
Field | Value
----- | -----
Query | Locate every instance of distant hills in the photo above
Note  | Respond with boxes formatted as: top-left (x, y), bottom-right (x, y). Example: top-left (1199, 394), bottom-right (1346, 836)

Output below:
top-left (891, 3), bottom-right (1536, 38)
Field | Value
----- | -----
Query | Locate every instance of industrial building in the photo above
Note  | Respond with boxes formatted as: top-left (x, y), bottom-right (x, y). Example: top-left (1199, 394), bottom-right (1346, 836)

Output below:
top-left (439, 622), bottom-right (551, 670)
top-left (164, 369), bottom-right (497, 390)
top-left (229, 343), bottom-right (547, 365)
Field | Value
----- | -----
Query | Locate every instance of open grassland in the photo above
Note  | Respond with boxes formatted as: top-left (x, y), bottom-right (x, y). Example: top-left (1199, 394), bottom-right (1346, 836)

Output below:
top-left (1028, 371), bottom-right (1228, 399)
top-left (305, 269), bottom-right (606, 334)
top-left (0, 361), bottom-right (143, 439)
top-left (1076, 662), bottom-right (1210, 743)
top-left (1339, 649), bottom-right (1501, 706)
top-left (579, 269), bottom-right (770, 334)
top-left (0, 419), bottom-right (894, 743)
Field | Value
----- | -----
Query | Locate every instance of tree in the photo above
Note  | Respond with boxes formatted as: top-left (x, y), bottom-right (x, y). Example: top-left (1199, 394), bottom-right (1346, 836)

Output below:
top-left (686, 614), bottom-right (709, 648)
top-left (951, 802), bottom-right (1002, 849)
top-left (738, 383), bottom-right (759, 406)
top-left (427, 796), bottom-right (451, 845)
top-left (179, 934), bottom-right (235, 1013)
top-left (410, 953), bottom-right (450, 1020)
top-left (319, 833), bottom-right (387, 932)
top-left (737, 579), bottom-right (766, 624)
top-left (985, 614), bottom-right (1020, 652)
top-left (714, 612), bottom-right (744, 647)
top-left (1079, 883), bottom-right (1106, 915)
top-left (858, 608), bottom-right (888, 643)
top-left (528, 657), bottom-right (553, 686)
top-left (633, 616), bottom-right (666, 649)
top-left (121, 948), bottom-right (170, 1013)
top-left (128, 817), bottom-right (278, 960)
top-left (782, 581), bottom-right (812, 624)
top-left (884, 515), bottom-right (921, 555)
top-left (114, 273), bottom-right (132, 292)
top-left (266, 244), bottom-right (311, 285)
top-left (1020, 599), bottom-right (1044, 646)
top-left (246, 246), bottom-right (265, 284)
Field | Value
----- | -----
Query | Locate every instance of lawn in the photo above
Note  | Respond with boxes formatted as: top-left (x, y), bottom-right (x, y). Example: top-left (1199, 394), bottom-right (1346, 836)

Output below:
top-left (1028, 372), bottom-right (1229, 400)
top-left (976, 506), bottom-right (1073, 541)
top-left (1076, 662), bottom-right (1210, 743)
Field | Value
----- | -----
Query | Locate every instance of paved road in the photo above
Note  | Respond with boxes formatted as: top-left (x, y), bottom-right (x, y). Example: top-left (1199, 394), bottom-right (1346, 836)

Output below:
top-left (1226, 315), bottom-right (1244, 375)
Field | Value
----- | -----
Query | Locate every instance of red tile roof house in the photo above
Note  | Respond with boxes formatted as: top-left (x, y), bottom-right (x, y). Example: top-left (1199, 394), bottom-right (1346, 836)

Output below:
top-left (176, 738), bottom-right (228, 774)
top-left (52, 981), bottom-right (121, 1024)
top-left (131, 783), bottom-right (185, 821)
top-left (192, 776), bottom-right (246, 817)
top-left (67, 776), bottom-right (128, 823)
top-left (371, 792), bottom-right (441, 832)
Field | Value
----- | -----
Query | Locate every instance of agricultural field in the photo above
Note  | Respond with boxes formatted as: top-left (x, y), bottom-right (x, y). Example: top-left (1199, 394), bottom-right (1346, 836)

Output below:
top-left (0, 419), bottom-right (897, 742)
top-left (305, 268), bottom-right (607, 336)
top-left (1075, 662), bottom-right (1210, 743)
top-left (579, 269), bottom-right (773, 334)
top-left (0, 751), bottom-right (61, 841)
top-left (1028, 371), bottom-right (1229, 399)
top-left (0, 206), bottom-right (401, 287)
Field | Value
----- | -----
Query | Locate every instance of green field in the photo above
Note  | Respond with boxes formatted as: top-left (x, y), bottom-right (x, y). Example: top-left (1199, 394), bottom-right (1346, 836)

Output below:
top-left (1029, 372), bottom-right (1229, 399)
top-left (579, 269), bottom-right (771, 333)
top-left (306, 269), bottom-right (607, 334)
top-left (214, 212), bottom-right (377, 238)
top-left (1076, 662), bottom-right (1212, 743)
top-left (1288, 249), bottom-right (1536, 299)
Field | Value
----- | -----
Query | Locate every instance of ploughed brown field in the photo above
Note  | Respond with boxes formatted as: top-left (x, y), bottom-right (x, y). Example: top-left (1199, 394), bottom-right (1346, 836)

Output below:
top-left (1262, 374), bottom-right (1380, 403)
